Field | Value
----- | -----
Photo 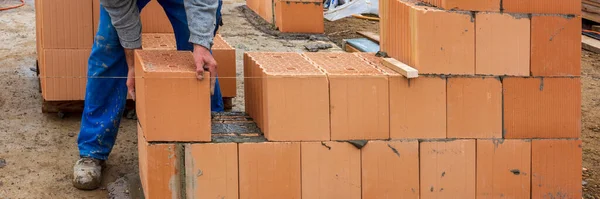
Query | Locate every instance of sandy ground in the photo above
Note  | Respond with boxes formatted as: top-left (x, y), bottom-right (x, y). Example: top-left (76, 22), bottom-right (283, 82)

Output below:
top-left (1, 0), bottom-right (600, 198)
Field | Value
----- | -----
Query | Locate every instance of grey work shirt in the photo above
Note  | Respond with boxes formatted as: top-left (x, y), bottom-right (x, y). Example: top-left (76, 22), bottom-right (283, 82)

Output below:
top-left (99, 0), bottom-right (218, 49)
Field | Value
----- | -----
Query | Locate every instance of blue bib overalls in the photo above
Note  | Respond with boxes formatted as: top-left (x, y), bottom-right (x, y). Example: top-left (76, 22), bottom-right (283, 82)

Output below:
top-left (78, 0), bottom-right (224, 160)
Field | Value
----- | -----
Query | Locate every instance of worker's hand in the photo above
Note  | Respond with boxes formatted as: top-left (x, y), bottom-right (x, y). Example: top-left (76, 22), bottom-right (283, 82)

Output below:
top-left (193, 44), bottom-right (217, 95)
top-left (125, 48), bottom-right (137, 101)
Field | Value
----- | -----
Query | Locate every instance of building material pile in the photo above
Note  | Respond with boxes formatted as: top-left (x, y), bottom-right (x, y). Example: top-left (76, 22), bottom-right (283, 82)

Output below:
top-left (35, 0), bottom-right (236, 104)
top-left (246, 0), bottom-right (325, 33)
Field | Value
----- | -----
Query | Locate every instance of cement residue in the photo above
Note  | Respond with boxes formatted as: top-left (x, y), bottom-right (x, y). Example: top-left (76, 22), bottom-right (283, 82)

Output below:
top-left (107, 173), bottom-right (144, 199)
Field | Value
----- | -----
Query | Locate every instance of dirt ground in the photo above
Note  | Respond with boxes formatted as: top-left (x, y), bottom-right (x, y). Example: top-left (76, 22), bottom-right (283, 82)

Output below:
top-left (1, 0), bottom-right (599, 198)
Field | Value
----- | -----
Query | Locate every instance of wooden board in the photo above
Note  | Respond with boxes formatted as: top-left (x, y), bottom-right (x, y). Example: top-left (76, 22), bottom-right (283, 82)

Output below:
top-left (344, 44), bottom-right (361, 52)
top-left (583, 35), bottom-right (600, 54)
top-left (356, 31), bottom-right (380, 44)
top-left (381, 57), bottom-right (419, 78)
top-left (584, 1), bottom-right (600, 23)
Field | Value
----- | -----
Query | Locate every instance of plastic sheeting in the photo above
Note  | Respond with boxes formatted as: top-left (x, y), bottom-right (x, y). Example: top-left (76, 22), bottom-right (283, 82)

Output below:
top-left (324, 0), bottom-right (379, 21)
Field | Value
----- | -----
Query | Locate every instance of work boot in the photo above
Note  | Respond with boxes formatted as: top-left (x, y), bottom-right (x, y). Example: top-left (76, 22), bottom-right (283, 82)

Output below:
top-left (72, 157), bottom-right (104, 190)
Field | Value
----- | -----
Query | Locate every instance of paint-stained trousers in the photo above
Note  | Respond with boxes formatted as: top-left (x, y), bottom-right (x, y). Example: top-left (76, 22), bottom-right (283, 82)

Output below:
top-left (78, 0), bottom-right (224, 160)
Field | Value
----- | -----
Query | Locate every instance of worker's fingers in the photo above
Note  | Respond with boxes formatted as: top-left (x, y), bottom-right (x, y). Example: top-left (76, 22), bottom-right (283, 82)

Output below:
top-left (126, 78), bottom-right (136, 101)
top-left (196, 60), bottom-right (205, 80)
top-left (207, 57), bottom-right (218, 78)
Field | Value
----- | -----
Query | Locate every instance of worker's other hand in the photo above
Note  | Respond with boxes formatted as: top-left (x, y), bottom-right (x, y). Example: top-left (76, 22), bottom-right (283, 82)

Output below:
top-left (125, 48), bottom-right (137, 101)
top-left (193, 44), bottom-right (217, 95)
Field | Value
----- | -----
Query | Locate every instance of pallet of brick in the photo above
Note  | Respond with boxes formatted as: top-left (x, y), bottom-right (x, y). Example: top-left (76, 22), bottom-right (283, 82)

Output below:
top-left (302, 52), bottom-right (389, 140)
top-left (134, 50), bottom-right (211, 142)
top-left (141, 33), bottom-right (238, 99)
top-left (244, 52), bottom-right (330, 141)
top-left (35, 0), bottom-right (94, 101)
top-left (246, 0), bottom-right (324, 33)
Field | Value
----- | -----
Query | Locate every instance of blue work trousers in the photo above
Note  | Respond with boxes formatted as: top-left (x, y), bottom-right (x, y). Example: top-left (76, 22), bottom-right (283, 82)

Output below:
top-left (78, 0), bottom-right (224, 160)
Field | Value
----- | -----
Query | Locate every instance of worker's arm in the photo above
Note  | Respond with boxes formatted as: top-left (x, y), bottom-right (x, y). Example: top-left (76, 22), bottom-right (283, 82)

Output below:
top-left (99, 0), bottom-right (142, 49)
top-left (98, 0), bottom-right (142, 99)
top-left (185, 0), bottom-right (219, 88)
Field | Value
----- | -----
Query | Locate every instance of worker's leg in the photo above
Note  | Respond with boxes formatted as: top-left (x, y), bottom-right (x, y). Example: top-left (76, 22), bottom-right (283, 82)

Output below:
top-left (158, 0), bottom-right (225, 112)
top-left (74, 0), bottom-right (152, 190)
top-left (78, 0), bottom-right (151, 161)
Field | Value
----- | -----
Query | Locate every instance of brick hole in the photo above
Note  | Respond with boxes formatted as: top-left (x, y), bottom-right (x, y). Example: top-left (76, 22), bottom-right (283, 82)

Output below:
top-left (272, 55), bottom-right (283, 58)
top-left (154, 36), bottom-right (161, 39)
top-left (346, 68), bottom-right (356, 71)
top-left (160, 44), bottom-right (167, 47)
top-left (287, 67), bottom-right (297, 71)
top-left (328, 56), bottom-right (338, 58)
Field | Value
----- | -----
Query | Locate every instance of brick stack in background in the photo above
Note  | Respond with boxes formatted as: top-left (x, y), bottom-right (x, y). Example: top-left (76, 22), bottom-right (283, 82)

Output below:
top-left (35, 0), bottom-right (175, 102)
top-left (35, 0), bottom-right (93, 101)
top-left (246, 0), bottom-right (324, 33)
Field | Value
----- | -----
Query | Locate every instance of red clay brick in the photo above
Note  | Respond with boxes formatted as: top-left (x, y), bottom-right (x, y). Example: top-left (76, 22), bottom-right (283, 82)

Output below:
top-left (238, 142), bottom-right (301, 199)
top-left (244, 52), bottom-right (330, 141)
top-left (140, 0), bottom-right (174, 33)
top-left (137, 124), bottom-right (182, 199)
top-left (301, 142), bottom-right (361, 199)
top-left (275, 0), bottom-right (324, 33)
top-left (420, 140), bottom-right (476, 199)
top-left (304, 52), bottom-right (389, 140)
top-left (532, 140), bottom-right (582, 199)
top-left (184, 143), bottom-right (238, 199)
top-left (38, 0), bottom-right (93, 49)
top-left (477, 139), bottom-right (531, 198)
top-left (362, 140), bottom-right (419, 199)
top-left (390, 76), bottom-right (446, 139)
top-left (212, 34), bottom-right (237, 97)
top-left (447, 77), bottom-right (502, 138)
top-left (420, 0), bottom-right (501, 11)
top-left (531, 15), bottom-right (581, 76)
top-left (141, 33), bottom-right (177, 50)
top-left (380, 0), bottom-right (475, 75)
top-left (40, 49), bottom-right (90, 101)
top-left (503, 77), bottom-right (581, 138)
top-left (476, 12), bottom-right (530, 76)
top-left (135, 50), bottom-right (211, 142)
top-left (503, 0), bottom-right (581, 15)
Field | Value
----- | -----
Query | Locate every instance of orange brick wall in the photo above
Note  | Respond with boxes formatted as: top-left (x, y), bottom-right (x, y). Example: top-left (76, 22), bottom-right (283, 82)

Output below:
top-left (447, 77), bottom-right (502, 138)
top-left (503, 77), bottom-right (581, 138)
top-left (477, 139), bottom-right (531, 198)
top-left (532, 139), bottom-right (583, 198)
top-left (420, 140), bottom-right (476, 198)
top-left (475, 13), bottom-right (530, 76)
top-left (238, 142), bottom-right (302, 199)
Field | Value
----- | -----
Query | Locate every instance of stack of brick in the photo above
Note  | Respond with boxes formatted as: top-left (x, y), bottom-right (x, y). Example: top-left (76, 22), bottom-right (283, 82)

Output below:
top-left (137, 49), bottom-right (581, 198)
top-left (35, 0), bottom-right (175, 101)
top-left (246, 0), bottom-right (324, 33)
top-left (141, 33), bottom-right (238, 100)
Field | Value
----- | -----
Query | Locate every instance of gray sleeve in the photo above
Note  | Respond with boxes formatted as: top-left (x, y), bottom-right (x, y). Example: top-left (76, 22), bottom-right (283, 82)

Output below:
top-left (184, 0), bottom-right (218, 49)
top-left (99, 0), bottom-right (142, 49)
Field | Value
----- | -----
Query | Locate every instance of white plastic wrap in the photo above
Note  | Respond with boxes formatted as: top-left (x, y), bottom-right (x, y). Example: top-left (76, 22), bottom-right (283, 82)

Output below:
top-left (324, 0), bottom-right (379, 21)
